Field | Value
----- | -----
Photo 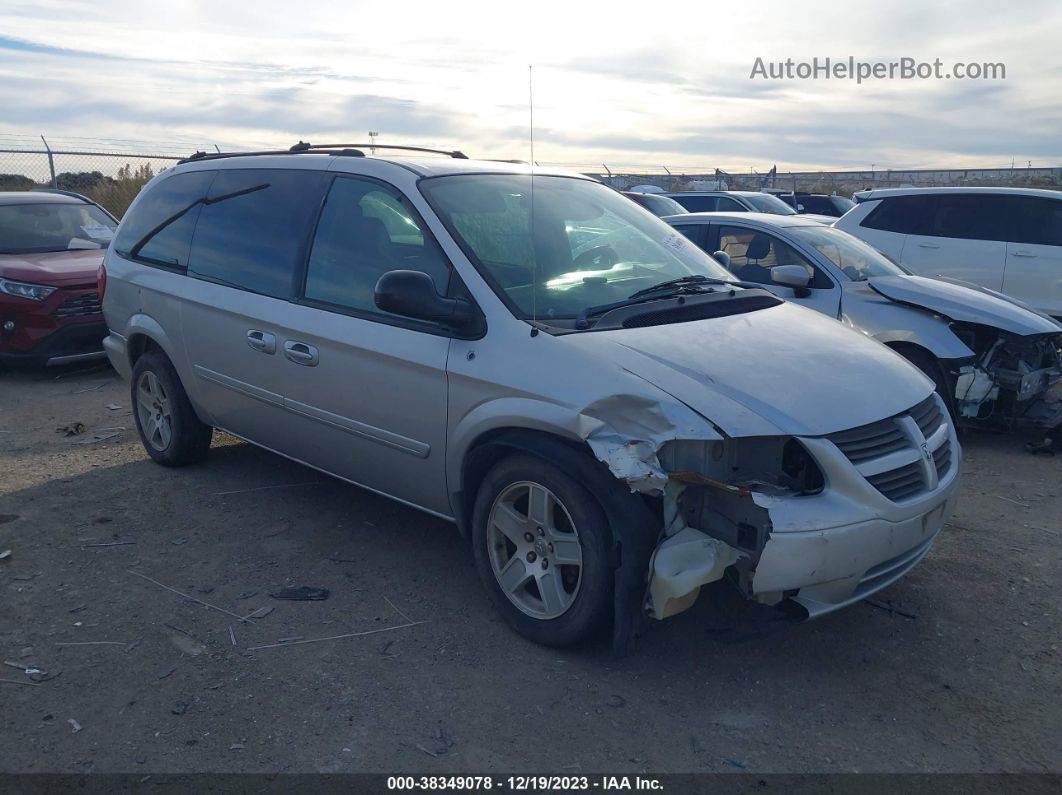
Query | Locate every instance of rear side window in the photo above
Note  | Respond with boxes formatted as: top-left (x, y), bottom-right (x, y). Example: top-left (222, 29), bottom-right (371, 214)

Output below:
top-left (188, 169), bottom-right (327, 299)
top-left (860, 195), bottom-right (932, 235)
top-left (113, 171), bottom-right (214, 268)
top-left (1011, 198), bottom-right (1062, 246)
top-left (924, 194), bottom-right (1009, 242)
top-left (674, 195), bottom-right (718, 212)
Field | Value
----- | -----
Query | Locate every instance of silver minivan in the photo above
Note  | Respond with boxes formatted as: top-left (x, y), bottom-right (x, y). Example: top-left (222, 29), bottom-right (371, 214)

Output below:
top-left (101, 145), bottom-right (961, 651)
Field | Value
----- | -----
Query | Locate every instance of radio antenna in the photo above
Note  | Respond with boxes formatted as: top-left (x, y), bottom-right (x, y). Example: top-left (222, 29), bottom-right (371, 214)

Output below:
top-left (529, 64), bottom-right (537, 326)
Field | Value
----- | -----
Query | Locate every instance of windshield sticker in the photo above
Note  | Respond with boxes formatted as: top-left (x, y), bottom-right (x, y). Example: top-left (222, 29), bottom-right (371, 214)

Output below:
top-left (662, 232), bottom-right (687, 253)
top-left (80, 224), bottom-right (114, 240)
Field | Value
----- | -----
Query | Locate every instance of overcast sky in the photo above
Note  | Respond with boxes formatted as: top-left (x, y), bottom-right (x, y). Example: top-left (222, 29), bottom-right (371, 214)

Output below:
top-left (1, 0), bottom-right (1059, 171)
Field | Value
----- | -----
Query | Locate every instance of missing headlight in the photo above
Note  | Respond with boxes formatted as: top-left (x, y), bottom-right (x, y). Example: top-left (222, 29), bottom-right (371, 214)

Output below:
top-left (782, 439), bottom-right (824, 495)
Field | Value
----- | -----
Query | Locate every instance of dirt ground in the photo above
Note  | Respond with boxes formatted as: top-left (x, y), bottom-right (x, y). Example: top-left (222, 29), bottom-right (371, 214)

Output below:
top-left (0, 362), bottom-right (1059, 775)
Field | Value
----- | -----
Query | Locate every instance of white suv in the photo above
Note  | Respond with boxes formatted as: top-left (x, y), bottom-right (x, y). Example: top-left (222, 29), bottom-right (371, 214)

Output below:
top-left (836, 187), bottom-right (1062, 320)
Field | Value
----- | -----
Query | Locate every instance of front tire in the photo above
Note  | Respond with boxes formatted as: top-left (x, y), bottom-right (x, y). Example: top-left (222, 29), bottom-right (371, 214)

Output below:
top-left (471, 454), bottom-right (614, 646)
top-left (895, 346), bottom-right (957, 421)
top-left (131, 350), bottom-right (213, 466)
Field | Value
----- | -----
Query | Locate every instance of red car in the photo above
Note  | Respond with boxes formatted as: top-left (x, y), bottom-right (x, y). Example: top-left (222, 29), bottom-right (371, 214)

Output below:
top-left (0, 191), bottom-right (117, 367)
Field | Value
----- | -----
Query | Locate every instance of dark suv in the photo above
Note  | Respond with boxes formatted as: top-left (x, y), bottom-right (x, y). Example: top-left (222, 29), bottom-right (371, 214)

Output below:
top-left (0, 191), bottom-right (117, 367)
top-left (772, 192), bottom-right (855, 217)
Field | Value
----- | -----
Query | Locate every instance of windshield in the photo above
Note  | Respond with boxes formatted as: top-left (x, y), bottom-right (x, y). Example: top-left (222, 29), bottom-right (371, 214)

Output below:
top-left (790, 225), bottom-right (907, 280)
top-left (744, 193), bottom-right (798, 215)
top-left (632, 193), bottom-right (688, 217)
top-left (0, 202), bottom-right (116, 254)
top-left (420, 175), bottom-right (734, 323)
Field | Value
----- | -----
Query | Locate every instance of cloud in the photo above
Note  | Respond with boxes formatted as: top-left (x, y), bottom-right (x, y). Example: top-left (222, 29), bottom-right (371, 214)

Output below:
top-left (0, 1), bottom-right (1059, 170)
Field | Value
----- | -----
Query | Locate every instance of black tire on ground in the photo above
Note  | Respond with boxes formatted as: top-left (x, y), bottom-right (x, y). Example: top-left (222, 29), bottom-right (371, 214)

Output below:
top-left (895, 345), bottom-right (957, 421)
top-left (130, 350), bottom-right (213, 467)
top-left (471, 454), bottom-right (614, 647)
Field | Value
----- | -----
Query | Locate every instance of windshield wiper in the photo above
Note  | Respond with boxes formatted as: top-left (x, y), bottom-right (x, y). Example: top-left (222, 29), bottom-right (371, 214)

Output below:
top-left (574, 275), bottom-right (762, 329)
top-left (627, 274), bottom-right (730, 300)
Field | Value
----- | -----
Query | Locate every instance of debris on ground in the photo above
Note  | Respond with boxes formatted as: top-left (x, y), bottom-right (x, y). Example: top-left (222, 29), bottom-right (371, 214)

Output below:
top-left (67, 718), bottom-right (82, 733)
top-left (73, 430), bottom-right (122, 445)
top-left (865, 598), bottom-right (918, 620)
top-left (269, 586), bottom-right (330, 601)
top-left (245, 606), bottom-right (273, 620)
top-left (105, 403), bottom-right (122, 411)
top-left (0, 549), bottom-right (11, 562)
top-left (128, 569), bottom-right (257, 624)
top-left (55, 422), bottom-right (85, 437)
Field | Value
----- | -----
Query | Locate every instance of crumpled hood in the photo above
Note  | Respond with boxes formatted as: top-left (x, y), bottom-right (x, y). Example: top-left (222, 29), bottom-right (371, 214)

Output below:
top-left (868, 275), bottom-right (1062, 336)
top-left (564, 301), bottom-right (932, 438)
top-left (0, 249), bottom-right (104, 287)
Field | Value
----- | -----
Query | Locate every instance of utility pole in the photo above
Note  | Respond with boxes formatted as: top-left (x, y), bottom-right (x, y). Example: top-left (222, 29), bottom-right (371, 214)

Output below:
top-left (368, 131), bottom-right (378, 155)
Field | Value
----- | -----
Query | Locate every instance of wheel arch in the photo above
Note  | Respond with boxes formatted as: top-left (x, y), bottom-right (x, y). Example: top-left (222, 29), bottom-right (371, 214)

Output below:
top-left (454, 425), bottom-right (661, 655)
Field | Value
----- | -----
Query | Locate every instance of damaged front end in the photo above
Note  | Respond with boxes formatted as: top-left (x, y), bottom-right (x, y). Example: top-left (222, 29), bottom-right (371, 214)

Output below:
top-left (578, 391), bottom-right (960, 636)
top-left (948, 323), bottom-right (1062, 431)
top-left (648, 437), bottom-right (823, 619)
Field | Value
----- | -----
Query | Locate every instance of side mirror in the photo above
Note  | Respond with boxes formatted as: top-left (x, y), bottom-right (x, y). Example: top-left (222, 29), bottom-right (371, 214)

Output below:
top-left (712, 250), bottom-right (732, 269)
top-left (771, 264), bottom-right (812, 293)
top-left (375, 270), bottom-right (477, 329)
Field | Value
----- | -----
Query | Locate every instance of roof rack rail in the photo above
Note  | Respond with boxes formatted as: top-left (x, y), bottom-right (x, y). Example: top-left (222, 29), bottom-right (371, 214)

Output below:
top-left (295, 142), bottom-right (468, 159)
top-left (178, 141), bottom-right (467, 164)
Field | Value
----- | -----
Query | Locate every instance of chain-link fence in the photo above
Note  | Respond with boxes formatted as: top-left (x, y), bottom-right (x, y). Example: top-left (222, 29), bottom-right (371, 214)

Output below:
top-left (4, 136), bottom-right (1059, 217)
top-left (0, 135), bottom-right (224, 218)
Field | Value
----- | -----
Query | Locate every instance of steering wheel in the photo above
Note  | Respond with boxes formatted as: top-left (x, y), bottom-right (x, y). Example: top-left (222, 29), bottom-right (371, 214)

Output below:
top-left (573, 245), bottom-right (618, 269)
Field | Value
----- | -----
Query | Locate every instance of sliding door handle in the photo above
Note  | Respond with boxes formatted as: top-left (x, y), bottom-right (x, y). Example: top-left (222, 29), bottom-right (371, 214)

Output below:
top-left (284, 340), bottom-right (319, 366)
top-left (246, 330), bottom-right (276, 354)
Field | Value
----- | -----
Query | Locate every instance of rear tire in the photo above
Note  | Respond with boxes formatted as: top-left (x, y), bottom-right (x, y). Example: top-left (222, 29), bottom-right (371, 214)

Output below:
top-left (131, 350), bottom-right (213, 466)
top-left (471, 454), bottom-right (614, 646)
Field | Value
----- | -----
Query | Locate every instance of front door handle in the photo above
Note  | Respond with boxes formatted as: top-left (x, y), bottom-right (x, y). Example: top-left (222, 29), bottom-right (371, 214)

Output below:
top-left (1011, 250), bottom-right (1037, 258)
top-left (917, 242), bottom-right (940, 249)
top-left (283, 340), bottom-right (319, 367)
top-left (246, 329), bottom-right (276, 354)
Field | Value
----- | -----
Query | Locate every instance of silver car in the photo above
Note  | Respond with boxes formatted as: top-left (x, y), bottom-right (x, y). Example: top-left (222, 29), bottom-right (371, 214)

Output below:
top-left (665, 212), bottom-right (1062, 432)
top-left (101, 145), bottom-right (961, 651)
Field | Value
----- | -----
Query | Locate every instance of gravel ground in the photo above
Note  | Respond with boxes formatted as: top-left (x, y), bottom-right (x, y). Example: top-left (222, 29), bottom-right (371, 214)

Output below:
top-left (0, 363), bottom-right (1059, 775)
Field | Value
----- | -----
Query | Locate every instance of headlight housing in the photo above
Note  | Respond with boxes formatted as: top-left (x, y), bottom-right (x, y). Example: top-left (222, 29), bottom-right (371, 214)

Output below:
top-left (660, 437), bottom-right (824, 496)
top-left (0, 277), bottom-right (57, 302)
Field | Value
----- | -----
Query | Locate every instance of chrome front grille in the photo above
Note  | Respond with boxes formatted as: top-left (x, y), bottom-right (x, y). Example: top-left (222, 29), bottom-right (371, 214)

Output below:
top-left (54, 292), bottom-right (102, 318)
top-left (829, 395), bottom-right (953, 502)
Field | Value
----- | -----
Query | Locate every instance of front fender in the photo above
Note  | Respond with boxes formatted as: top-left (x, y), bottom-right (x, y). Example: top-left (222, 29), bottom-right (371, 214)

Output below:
top-left (844, 302), bottom-right (976, 361)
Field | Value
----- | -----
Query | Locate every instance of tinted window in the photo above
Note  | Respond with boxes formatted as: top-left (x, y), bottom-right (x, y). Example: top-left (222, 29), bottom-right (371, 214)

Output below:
top-left (113, 171), bottom-right (214, 268)
top-left (188, 169), bottom-right (327, 299)
top-left (925, 194), bottom-right (1009, 242)
top-left (1012, 197), bottom-right (1062, 246)
top-left (304, 176), bottom-right (452, 319)
top-left (669, 223), bottom-right (707, 248)
top-left (718, 225), bottom-right (830, 288)
top-left (743, 194), bottom-right (797, 215)
top-left (672, 195), bottom-right (718, 212)
top-left (716, 197), bottom-right (746, 212)
top-left (861, 195), bottom-right (932, 235)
